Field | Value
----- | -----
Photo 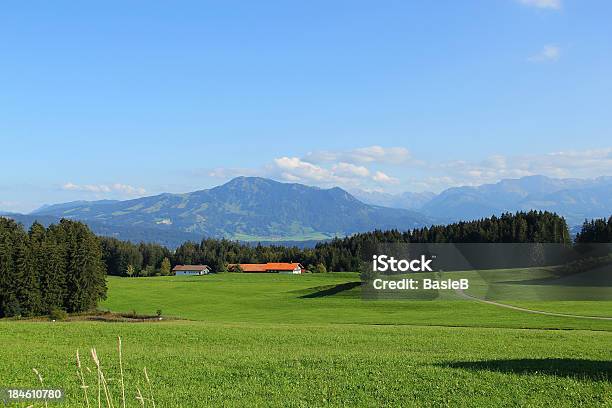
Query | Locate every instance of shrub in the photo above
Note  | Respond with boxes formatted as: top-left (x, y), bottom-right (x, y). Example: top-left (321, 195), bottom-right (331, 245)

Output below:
top-left (313, 263), bottom-right (327, 273)
top-left (49, 307), bottom-right (68, 321)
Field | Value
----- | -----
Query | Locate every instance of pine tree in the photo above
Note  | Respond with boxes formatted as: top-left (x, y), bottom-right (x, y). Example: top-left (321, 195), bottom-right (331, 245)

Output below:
top-left (0, 219), bottom-right (20, 317)
top-left (42, 235), bottom-right (67, 311)
top-left (60, 220), bottom-right (107, 313)
top-left (14, 229), bottom-right (41, 316)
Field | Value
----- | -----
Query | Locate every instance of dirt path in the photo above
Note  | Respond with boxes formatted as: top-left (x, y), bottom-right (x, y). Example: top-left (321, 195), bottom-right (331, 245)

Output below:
top-left (456, 289), bottom-right (612, 321)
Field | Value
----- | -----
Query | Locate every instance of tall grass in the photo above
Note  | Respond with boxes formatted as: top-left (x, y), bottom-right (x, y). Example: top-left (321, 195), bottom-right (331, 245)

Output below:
top-left (66, 337), bottom-right (157, 407)
top-left (32, 368), bottom-right (48, 408)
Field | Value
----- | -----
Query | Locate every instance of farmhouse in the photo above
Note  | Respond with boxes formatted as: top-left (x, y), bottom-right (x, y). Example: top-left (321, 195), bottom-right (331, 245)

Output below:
top-left (231, 262), bottom-right (304, 274)
top-left (172, 265), bottom-right (211, 276)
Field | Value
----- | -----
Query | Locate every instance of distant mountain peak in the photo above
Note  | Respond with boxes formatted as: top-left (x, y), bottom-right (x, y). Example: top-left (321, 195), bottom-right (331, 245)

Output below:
top-left (28, 176), bottom-right (431, 243)
top-left (22, 175), bottom-right (612, 245)
top-left (420, 175), bottom-right (612, 225)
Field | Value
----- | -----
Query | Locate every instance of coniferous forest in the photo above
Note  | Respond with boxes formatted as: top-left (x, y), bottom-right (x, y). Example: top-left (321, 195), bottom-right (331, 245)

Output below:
top-left (104, 210), bottom-right (575, 276)
top-left (0, 218), bottom-right (106, 317)
top-left (575, 216), bottom-right (612, 243)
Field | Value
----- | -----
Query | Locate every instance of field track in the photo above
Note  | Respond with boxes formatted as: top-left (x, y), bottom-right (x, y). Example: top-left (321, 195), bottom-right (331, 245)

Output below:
top-left (456, 289), bottom-right (612, 321)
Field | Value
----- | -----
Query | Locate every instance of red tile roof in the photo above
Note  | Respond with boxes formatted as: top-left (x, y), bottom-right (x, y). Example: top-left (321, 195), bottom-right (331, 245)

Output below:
top-left (235, 264), bottom-right (268, 272)
top-left (265, 263), bottom-right (303, 271)
top-left (228, 263), bottom-right (303, 273)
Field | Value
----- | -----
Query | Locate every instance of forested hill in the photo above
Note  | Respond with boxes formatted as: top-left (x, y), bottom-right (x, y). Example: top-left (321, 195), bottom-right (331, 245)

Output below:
top-left (27, 177), bottom-right (432, 242)
top-left (368, 210), bottom-right (571, 244)
top-left (104, 211), bottom-right (573, 275)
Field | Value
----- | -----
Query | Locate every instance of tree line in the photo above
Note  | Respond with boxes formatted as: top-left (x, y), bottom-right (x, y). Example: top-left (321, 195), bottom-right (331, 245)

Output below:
top-left (104, 210), bottom-right (575, 275)
top-left (100, 237), bottom-right (173, 277)
top-left (0, 218), bottom-right (106, 318)
top-left (575, 216), bottom-right (612, 243)
top-left (176, 210), bottom-right (573, 272)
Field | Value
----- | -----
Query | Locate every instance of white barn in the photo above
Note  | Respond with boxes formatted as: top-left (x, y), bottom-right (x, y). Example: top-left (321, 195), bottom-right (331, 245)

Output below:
top-left (172, 265), bottom-right (211, 276)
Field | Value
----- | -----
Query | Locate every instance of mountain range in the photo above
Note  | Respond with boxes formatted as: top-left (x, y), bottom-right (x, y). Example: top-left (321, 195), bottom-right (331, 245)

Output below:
top-left (350, 189), bottom-right (436, 210)
top-left (2, 175), bottom-right (611, 247)
top-left (6, 177), bottom-right (431, 246)
top-left (354, 175), bottom-right (612, 226)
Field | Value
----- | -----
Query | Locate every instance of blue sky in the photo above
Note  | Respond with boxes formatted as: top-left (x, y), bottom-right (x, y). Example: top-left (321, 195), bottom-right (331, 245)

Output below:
top-left (1, 0), bottom-right (611, 212)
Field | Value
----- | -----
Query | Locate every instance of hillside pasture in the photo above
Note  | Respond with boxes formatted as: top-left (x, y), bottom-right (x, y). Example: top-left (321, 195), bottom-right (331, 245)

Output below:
top-left (0, 271), bottom-right (610, 407)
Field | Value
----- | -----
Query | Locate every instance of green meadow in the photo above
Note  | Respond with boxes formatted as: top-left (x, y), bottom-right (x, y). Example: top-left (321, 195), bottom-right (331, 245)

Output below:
top-left (101, 271), bottom-right (612, 329)
top-left (1, 271), bottom-right (611, 407)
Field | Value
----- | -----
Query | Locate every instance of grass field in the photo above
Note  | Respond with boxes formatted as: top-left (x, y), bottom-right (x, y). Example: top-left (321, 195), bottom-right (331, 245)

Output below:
top-left (1, 271), bottom-right (611, 407)
top-left (101, 271), bottom-right (612, 330)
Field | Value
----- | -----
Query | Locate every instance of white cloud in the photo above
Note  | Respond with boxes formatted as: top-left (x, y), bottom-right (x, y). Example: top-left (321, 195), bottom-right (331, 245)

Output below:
top-left (274, 157), bottom-right (332, 182)
top-left (208, 149), bottom-right (402, 190)
top-left (273, 156), bottom-right (403, 188)
top-left (208, 147), bottom-right (411, 188)
top-left (305, 145), bottom-right (412, 165)
top-left (331, 162), bottom-right (370, 178)
top-left (427, 148), bottom-right (612, 187)
top-left (62, 182), bottom-right (146, 196)
top-left (518, 0), bottom-right (561, 10)
top-left (529, 45), bottom-right (561, 62)
top-left (372, 171), bottom-right (399, 184)
top-left (207, 146), bottom-right (612, 194)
